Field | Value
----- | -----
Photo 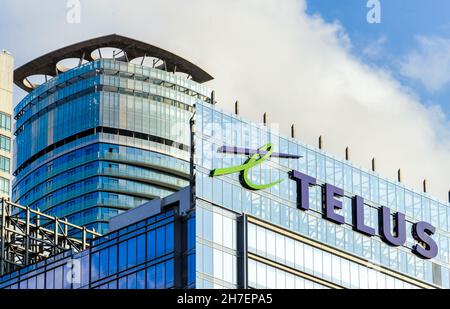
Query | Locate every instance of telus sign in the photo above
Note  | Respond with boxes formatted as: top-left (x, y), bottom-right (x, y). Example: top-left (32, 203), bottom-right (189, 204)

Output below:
top-left (212, 144), bottom-right (438, 260)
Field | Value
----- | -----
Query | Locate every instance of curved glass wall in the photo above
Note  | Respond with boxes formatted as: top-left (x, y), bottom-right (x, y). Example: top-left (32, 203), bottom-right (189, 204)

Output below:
top-left (13, 59), bottom-right (211, 234)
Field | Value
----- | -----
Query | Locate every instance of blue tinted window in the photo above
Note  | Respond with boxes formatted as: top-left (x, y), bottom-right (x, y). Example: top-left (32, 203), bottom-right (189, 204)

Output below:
top-left (119, 242), bottom-right (127, 271)
top-left (81, 254), bottom-right (90, 287)
top-left (127, 273), bottom-right (136, 289)
top-left (187, 254), bottom-right (196, 286)
top-left (146, 266), bottom-right (156, 289)
top-left (54, 267), bottom-right (63, 289)
top-left (99, 249), bottom-right (108, 278)
top-left (127, 238), bottom-right (137, 268)
top-left (109, 245), bottom-right (117, 274)
top-left (108, 281), bottom-right (117, 289)
top-left (46, 270), bottom-right (54, 289)
top-left (37, 274), bottom-right (45, 289)
top-left (165, 224), bottom-right (174, 253)
top-left (91, 252), bottom-right (100, 282)
top-left (147, 230), bottom-right (156, 260)
top-left (187, 217), bottom-right (195, 251)
top-left (137, 234), bottom-right (146, 264)
top-left (28, 277), bottom-right (36, 289)
top-left (118, 277), bottom-right (127, 289)
top-left (137, 270), bottom-right (145, 289)
top-left (156, 263), bottom-right (165, 289)
top-left (156, 227), bottom-right (166, 256)
top-left (165, 259), bottom-right (174, 288)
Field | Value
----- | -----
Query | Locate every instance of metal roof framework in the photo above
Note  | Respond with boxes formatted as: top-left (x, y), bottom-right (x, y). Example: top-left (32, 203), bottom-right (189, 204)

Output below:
top-left (0, 198), bottom-right (101, 276)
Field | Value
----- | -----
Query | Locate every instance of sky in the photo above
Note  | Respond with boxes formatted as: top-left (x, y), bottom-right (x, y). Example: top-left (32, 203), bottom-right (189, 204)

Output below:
top-left (307, 0), bottom-right (450, 118)
top-left (0, 0), bottom-right (449, 202)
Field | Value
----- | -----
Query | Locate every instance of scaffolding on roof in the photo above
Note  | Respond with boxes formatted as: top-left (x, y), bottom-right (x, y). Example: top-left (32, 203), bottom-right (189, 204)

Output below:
top-left (0, 198), bottom-right (101, 276)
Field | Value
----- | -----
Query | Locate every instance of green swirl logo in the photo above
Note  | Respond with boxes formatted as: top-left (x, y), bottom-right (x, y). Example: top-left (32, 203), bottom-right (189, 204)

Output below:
top-left (211, 143), bottom-right (284, 190)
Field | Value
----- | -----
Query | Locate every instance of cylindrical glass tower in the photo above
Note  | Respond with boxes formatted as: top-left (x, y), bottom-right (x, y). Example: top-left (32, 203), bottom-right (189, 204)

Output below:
top-left (12, 35), bottom-right (213, 234)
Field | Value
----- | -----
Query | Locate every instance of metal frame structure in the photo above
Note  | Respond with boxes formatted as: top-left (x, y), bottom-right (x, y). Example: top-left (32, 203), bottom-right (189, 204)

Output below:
top-left (0, 198), bottom-right (101, 276)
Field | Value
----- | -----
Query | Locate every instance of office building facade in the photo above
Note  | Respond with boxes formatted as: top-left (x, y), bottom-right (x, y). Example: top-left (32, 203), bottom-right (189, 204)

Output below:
top-left (193, 101), bottom-right (449, 289)
top-left (2, 35), bottom-right (450, 289)
top-left (0, 189), bottom-right (193, 289)
top-left (0, 51), bottom-right (13, 199)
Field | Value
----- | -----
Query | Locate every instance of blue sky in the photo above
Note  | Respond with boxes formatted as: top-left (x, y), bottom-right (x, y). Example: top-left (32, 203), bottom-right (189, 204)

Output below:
top-left (3, 0), bottom-right (450, 119)
top-left (0, 0), bottom-right (449, 199)
top-left (306, 0), bottom-right (450, 119)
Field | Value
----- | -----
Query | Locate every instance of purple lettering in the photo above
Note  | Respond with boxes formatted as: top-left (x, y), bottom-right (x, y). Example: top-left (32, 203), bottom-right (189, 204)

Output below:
top-left (290, 170), bottom-right (316, 211)
top-left (412, 221), bottom-right (438, 259)
top-left (379, 206), bottom-right (406, 247)
top-left (352, 196), bottom-right (375, 236)
top-left (323, 184), bottom-right (345, 224)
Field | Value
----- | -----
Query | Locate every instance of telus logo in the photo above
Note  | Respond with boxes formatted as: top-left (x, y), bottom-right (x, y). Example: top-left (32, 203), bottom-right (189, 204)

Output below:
top-left (211, 144), bottom-right (438, 260)
top-left (211, 143), bottom-right (301, 190)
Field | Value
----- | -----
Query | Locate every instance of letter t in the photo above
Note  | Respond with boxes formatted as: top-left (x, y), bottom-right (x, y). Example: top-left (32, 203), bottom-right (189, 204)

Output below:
top-left (290, 170), bottom-right (316, 211)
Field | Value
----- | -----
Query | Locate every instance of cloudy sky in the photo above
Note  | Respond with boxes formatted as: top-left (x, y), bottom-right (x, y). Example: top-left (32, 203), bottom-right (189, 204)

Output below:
top-left (1, 0), bottom-right (449, 201)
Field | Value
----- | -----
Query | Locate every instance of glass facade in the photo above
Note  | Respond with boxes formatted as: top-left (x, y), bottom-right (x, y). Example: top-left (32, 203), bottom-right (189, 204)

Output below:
top-left (4, 40), bottom-right (450, 289)
top-left (0, 203), bottom-right (196, 289)
top-left (195, 200), bottom-right (240, 289)
top-left (13, 59), bottom-right (211, 234)
top-left (247, 220), bottom-right (421, 289)
top-left (248, 259), bottom-right (329, 289)
top-left (194, 101), bottom-right (450, 289)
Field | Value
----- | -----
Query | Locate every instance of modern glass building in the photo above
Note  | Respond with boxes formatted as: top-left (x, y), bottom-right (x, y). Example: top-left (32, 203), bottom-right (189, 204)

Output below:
top-left (0, 51), bottom-right (13, 199)
top-left (12, 35), bottom-right (213, 234)
top-left (2, 35), bottom-right (450, 289)
top-left (193, 101), bottom-right (450, 289)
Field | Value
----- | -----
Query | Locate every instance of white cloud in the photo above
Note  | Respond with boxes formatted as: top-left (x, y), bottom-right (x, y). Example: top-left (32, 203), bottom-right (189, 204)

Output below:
top-left (4, 0), bottom-right (450, 201)
top-left (363, 35), bottom-right (387, 59)
top-left (400, 36), bottom-right (450, 92)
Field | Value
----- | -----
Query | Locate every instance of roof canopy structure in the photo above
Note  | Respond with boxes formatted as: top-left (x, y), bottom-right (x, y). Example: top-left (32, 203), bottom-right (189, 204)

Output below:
top-left (14, 34), bottom-right (213, 92)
